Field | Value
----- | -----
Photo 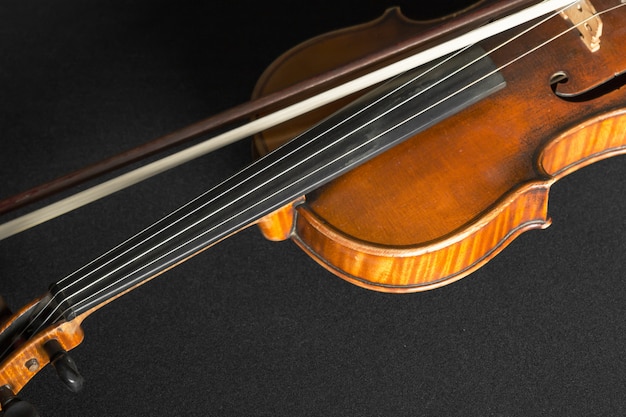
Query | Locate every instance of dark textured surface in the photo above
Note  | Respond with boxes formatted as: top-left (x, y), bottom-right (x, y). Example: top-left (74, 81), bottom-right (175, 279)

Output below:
top-left (1, 1), bottom-right (625, 416)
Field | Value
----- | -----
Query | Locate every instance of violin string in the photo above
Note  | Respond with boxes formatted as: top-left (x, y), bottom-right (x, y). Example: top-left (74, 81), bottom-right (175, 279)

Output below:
top-left (54, 53), bottom-right (471, 297)
top-left (54, 5), bottom-right (566, 298)
top-left (54, 5), bottom-right (553, 299)
top-left (54, 3), bottom-right (586, 300)
top-left (62, 53), bottom-right (478, 295)
top-left (24, 3), bottom-right (580, 336)
top-left (70, 1), bottom-right (626, 316)
top-left (50, 5), bottom-right (580, 320)
top-left (16, 2), bottom-right (622, 345)
top-left (15, 42), bottom-right (476, 344)
top-left (17, 2), bottom-right (578, 308)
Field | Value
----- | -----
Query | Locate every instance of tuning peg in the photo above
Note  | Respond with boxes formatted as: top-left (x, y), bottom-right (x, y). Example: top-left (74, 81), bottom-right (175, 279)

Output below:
top-left (43, 339), bottom-right (84, 393)
top-left (0, 386), bottom-right (40, 417)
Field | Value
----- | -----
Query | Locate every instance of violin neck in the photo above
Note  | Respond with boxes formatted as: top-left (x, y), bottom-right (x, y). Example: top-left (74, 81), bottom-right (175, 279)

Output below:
top-left (44, 45), bottom-right (504, 324)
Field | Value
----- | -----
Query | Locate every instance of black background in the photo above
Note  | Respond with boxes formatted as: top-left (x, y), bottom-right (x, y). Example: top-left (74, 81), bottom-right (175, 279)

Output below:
top-left (1, 1), bottom-right (626, 416)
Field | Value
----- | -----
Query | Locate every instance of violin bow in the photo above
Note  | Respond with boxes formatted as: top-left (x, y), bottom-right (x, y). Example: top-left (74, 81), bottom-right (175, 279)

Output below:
top-left (0, 0), bottom-right (570, 241)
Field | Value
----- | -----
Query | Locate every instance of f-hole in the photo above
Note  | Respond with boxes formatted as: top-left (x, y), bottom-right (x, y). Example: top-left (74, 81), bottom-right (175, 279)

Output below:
top-left (550, 70), bottom-right (626, 102)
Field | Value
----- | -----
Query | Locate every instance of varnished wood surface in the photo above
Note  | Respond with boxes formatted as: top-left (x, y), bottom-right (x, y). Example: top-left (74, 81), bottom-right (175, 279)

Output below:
top-left (256, 0), bottom-right (626, 291)
top-left (1, 1), bottom-right (626, 416)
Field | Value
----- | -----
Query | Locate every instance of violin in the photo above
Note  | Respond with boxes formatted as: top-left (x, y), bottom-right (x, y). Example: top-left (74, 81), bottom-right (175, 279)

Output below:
top-left (1, 0), bottom-right (626, 415)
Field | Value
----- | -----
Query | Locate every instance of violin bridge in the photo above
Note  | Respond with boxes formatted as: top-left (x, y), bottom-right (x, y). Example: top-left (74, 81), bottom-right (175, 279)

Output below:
top-left (560, 0), bottom-right (603, 52)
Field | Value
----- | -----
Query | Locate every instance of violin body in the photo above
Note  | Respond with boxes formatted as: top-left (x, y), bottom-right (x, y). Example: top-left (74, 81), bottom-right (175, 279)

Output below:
top-left (254, 3), bottom-right (626, 292)
top-left (1, 1), bottom-right (626, 416)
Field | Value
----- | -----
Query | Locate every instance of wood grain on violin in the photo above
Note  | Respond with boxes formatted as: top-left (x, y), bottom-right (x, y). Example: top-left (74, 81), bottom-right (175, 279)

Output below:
top-left (255, 0), bottom-right (626, 291)
top-left (1, 0), bottom-right (626, 416)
